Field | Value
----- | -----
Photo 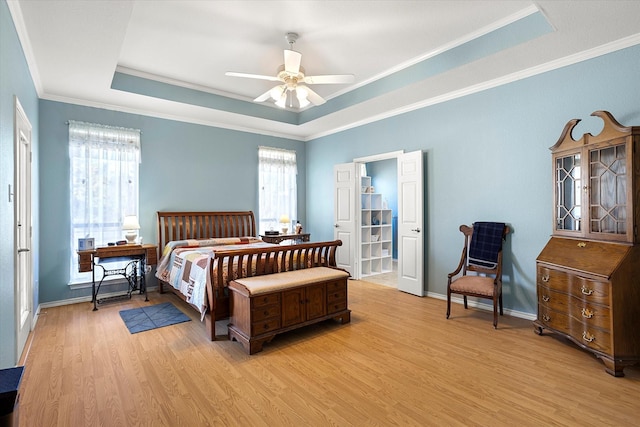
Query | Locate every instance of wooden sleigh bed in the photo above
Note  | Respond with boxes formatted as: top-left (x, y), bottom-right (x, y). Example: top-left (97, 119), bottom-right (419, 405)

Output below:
top-left (155, 211), bottom-right (344, 340)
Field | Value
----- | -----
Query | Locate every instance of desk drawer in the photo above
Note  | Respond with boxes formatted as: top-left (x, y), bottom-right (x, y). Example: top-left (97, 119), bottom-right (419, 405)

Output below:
top-left (78, 261), bottom-right (93, 273)
top-left (146, 248), bottom-right (158, 266)
top-left (537, 265), bottom-right (610, 305)
top-left (538, 286), bottom-right (610, 330)
top-left (78, 252), bottom-right (93, 272)
top-left (537, 306), bottom-right (611, 354)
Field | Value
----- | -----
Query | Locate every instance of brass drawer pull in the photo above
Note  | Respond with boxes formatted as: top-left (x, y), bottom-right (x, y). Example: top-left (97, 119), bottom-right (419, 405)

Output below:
top-left (542, 314), bottom-right (550, 322)
top-left (581, 286), bottom-right (593, 296)
top-left (582, 331), bottom-right (595, 343)
top-left (581, 308), bottom-right (594, 319)
top-left (577, 242), bottom-right (587, 248)
top-left (542, 275), bottom-right (549, 283)
top-left (542, 295), bottom-right (550, 302)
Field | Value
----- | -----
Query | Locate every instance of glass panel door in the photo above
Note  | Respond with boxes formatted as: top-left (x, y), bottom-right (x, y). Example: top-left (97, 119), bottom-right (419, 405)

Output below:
top-left (555, 153), bottom-right (581, 232)
top-left (589, 144), bottom-right (627, 235)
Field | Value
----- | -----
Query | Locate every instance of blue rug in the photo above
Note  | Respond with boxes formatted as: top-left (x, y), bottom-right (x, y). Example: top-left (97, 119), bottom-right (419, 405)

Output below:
top-left (119, 302), bottom-right (191, 334)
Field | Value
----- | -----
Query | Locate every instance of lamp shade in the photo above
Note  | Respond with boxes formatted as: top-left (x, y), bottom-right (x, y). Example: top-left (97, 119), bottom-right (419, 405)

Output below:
top-left (296, 87), bottom-right (310, 108)
top-left (122, 215), bottom-right (140, 230)
top-left (275, 91), bottom-right (287, 108)
top-left (279, 215), bottom-right (290, 224)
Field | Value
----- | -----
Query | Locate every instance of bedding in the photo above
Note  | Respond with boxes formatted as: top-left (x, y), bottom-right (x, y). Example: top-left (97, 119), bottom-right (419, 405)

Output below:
top-left (155, 237), bottom-right (273, 318)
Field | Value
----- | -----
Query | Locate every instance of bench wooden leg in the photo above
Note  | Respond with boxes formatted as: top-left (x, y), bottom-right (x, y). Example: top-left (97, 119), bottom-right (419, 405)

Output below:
top-left (334, 311), bottom-right (350, 324)
top-left (228, 326), bottom-right (274, 355)
top-left (205, 313), bottom-right (216, 341)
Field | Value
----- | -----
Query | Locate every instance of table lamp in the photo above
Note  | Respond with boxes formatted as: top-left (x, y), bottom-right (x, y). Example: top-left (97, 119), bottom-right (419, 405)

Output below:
top-left (279, 215), bottom-right (290, 234)
top-left (122, 215), bottom-right (140, 243)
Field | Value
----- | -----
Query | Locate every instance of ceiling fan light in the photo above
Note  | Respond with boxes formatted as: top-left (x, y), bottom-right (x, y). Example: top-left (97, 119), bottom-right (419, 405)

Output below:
top-left (296, 86), bottom-right (308, 98)
top-left (296, 89), bottom-right (310, 108)
top-left (275, 93), bottom-right (287, 108)
top-left (270, 86), bottom-right (284, 101)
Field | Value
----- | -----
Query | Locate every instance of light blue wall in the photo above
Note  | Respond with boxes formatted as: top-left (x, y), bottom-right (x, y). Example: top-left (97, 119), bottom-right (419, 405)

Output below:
top-left (38, 100), bottom-right (305, 303)
top-left (0, 0), bottom-right (40, 368)
top-left (368, 159), bottom-right (397, 213)
top-left (306, 44), bottom-right (640, 315)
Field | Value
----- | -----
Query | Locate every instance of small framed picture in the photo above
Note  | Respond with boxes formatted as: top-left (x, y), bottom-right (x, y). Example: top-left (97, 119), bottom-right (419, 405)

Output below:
top-left (78, 237), bottom-right (95, 251)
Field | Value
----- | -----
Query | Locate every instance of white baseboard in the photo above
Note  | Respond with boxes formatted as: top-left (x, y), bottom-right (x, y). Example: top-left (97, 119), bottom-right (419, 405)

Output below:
top-left (426, 291), bottom-right (537, 321)
top-left (35, 286), bottom-right (535, 322)
top-left (38, 286), bottom-right (159, 309)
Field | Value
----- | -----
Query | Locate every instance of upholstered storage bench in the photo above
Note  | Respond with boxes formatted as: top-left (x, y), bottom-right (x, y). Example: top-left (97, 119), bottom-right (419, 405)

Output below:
top-left (228, 267), bottom-right (351, 354)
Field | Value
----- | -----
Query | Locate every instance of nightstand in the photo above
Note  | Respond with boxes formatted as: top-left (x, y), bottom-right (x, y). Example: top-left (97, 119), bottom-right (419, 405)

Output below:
top-left (260, 233), bottom-right (310, 244)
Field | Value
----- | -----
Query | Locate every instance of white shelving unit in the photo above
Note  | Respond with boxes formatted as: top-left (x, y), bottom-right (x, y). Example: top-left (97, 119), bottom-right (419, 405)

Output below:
top-left (360, 176), bottom-right (393, 277)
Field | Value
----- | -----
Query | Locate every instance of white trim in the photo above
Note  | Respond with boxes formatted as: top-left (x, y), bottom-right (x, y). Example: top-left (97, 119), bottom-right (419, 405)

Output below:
top-left (353, 150), bottom-right (404, 163)
top-left (68, 276), bottom-right (130, 291)
top-left (117, 5), bottom-right (541, 107)
top-left (341, 5), bottom-right (542, 97)
top-left (39, 92), bottom-right (308, 142)
top-left (38, 287), bottom-right (535, 321)
top-left (14, 95), bottom-right (34, 363)
top-left (11, 0), bottom-right (640, 143)
top-left (6, 1), bottom-right (43, 95)
top-left (115, 66), bottom-right (257, 103)
top-left (306, 33), bottom-right (640, 141)
top-left (39, 287), bottom-right (159, 309)
top-left (426, 291), bottom-right (537, 321)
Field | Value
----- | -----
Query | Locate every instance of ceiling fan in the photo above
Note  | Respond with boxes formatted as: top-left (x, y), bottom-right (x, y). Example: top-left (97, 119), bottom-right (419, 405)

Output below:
top-left (225, 32), bottom-right (354, 108)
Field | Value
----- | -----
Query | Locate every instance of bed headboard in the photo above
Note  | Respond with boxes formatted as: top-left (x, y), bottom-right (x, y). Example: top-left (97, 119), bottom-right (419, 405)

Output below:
top-left (157, 211), bottom-right (257, 251)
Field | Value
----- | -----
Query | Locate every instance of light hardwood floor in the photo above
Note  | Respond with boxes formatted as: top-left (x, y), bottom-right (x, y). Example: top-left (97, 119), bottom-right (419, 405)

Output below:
top-left (19, 280), bottom-right (640, 426)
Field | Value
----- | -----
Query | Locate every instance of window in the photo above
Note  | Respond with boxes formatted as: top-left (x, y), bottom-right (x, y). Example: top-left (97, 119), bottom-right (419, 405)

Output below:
top-left (258, 146), bottom-right (297, 234)
top-left (69, 121), bottom-right (141, 284)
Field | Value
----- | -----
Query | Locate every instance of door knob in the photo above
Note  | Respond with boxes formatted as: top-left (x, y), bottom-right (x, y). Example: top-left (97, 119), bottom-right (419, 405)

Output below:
top-left (411, 228), bottom-right (421, 233)
top-left (334, 224), bottom-right (339, 228)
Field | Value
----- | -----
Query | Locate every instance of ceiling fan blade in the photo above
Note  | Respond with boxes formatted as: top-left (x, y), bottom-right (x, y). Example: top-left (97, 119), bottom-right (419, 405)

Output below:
top-left (302, 86), bottom-right (326, 106)
top-left (253, 86), bottom-right (280, 102)
top-left (284, 50), bottom-right (302, 74)
top-left (304, 74), bottom-right (355, 84)
top-left (225, 71), bottom-right (280, 82)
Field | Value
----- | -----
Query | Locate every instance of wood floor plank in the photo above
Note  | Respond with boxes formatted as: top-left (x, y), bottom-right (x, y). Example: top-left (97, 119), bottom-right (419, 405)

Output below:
top-left (18, 280), bottom-right (640, 426)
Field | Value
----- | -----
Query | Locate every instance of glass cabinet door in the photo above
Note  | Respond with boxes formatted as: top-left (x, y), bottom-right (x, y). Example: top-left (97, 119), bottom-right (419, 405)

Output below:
top-left (588, 143), bottom-right (627, 237)
top-left (550, 112), bottom-right (637, 243)
top-left (555, 153), bottom-right (581, 232)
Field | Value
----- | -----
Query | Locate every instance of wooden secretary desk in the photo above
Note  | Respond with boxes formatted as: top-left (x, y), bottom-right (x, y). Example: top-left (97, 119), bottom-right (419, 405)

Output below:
top-left (534, 111), bottom-right (640, 377)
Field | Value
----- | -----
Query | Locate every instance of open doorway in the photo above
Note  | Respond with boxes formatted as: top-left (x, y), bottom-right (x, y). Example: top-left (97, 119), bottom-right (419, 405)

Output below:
top-left (334, 150), bottom-right (424, 296)
top-left (359, 158), bottom-right (398, 288)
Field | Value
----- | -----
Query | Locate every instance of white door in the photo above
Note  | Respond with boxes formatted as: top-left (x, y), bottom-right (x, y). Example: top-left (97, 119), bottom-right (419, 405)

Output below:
top-left (397, 151), bottom-right (424, 296)
top-left (334, 163), bottom-right (358, 277)
top-left (15, 97), bottom-right (33, 361)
